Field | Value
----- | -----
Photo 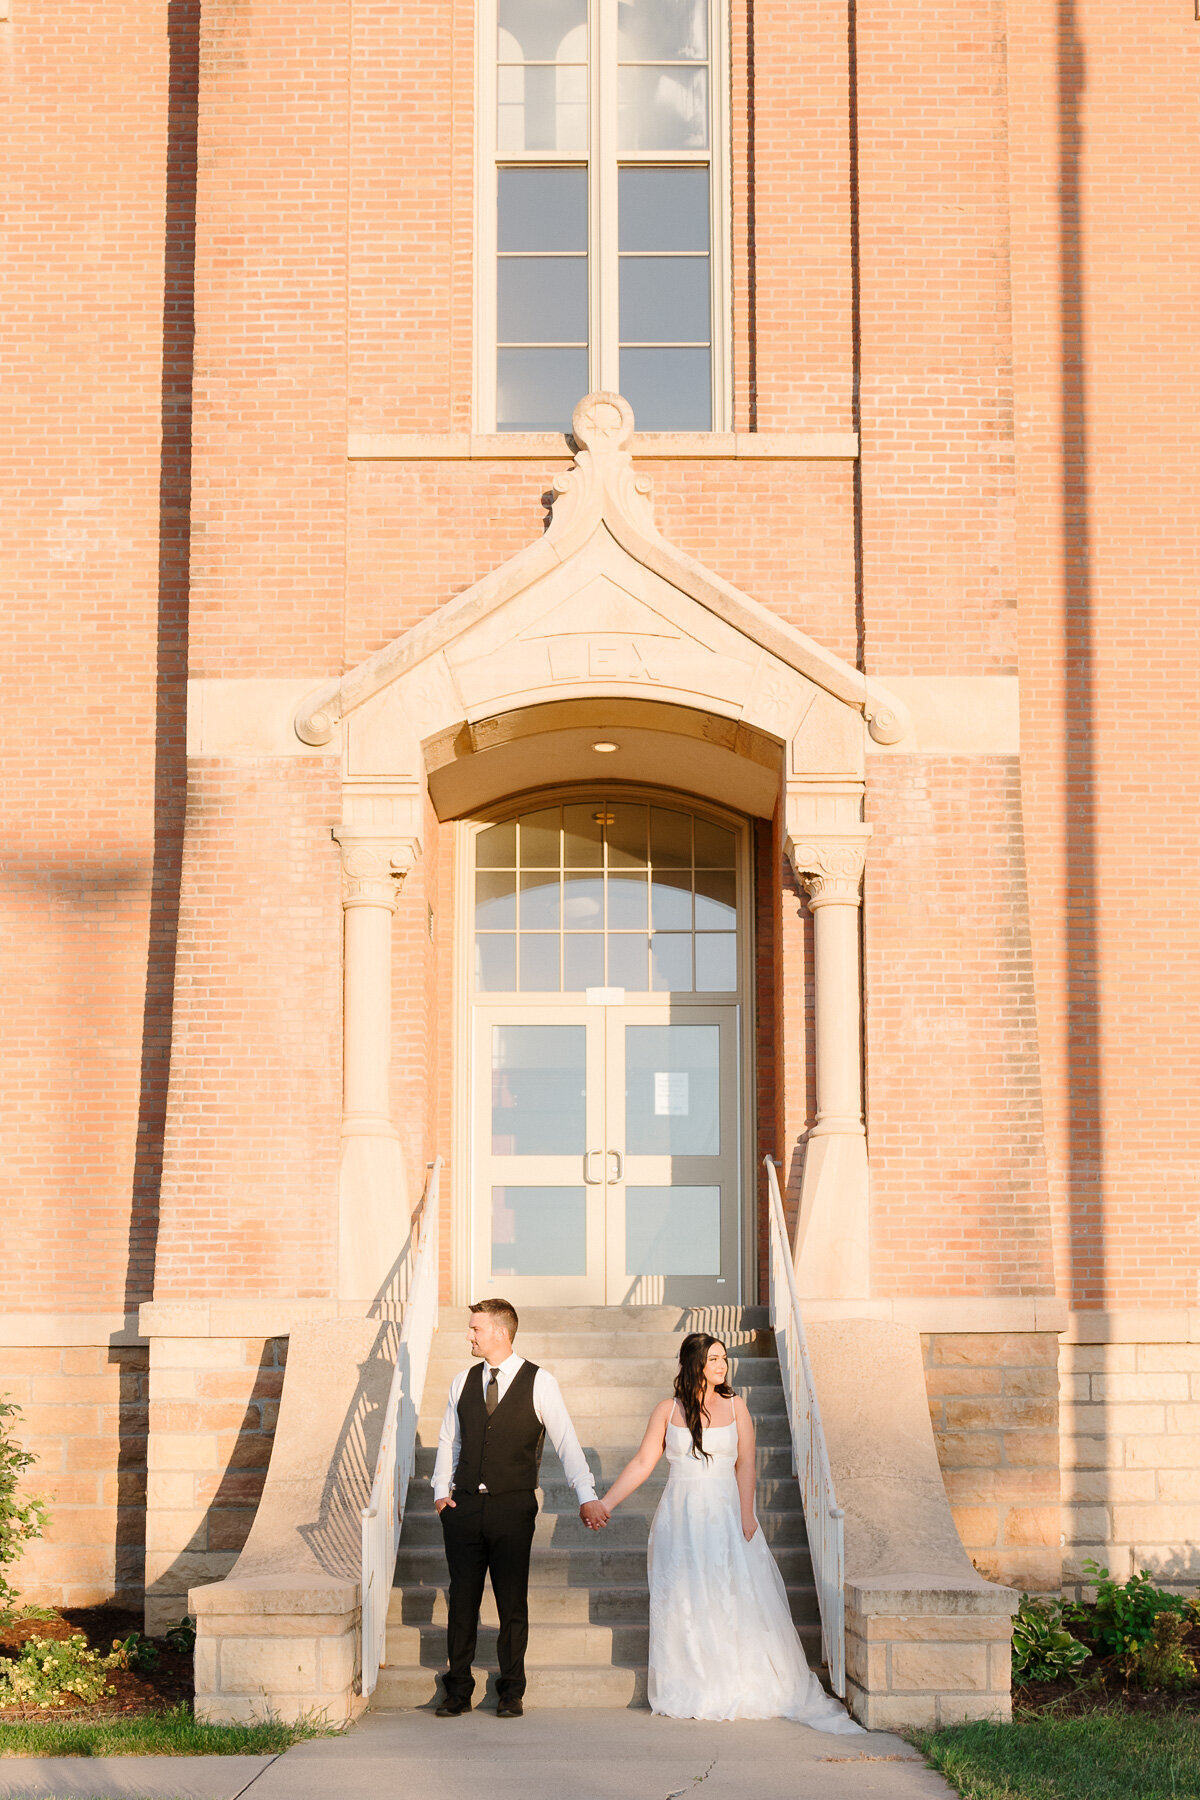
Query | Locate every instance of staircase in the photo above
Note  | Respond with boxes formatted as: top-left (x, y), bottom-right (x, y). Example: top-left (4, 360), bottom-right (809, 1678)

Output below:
top-left (371, 1306), bottom-right (820, 1709)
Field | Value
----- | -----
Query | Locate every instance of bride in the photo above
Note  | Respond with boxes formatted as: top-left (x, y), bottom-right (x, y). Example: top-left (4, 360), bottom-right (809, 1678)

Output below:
top-left (597, 1332), bottom-right (862, 1731)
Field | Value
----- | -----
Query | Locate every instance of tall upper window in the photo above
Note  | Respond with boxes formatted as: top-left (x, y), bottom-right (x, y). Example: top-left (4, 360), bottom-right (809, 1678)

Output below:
top-left (479, 0), bottom-right (727, 434)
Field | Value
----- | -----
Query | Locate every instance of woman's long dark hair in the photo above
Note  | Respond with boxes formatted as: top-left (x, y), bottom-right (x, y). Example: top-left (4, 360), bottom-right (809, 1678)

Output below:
top-left (673, 1333), bottom-right (734, 1463)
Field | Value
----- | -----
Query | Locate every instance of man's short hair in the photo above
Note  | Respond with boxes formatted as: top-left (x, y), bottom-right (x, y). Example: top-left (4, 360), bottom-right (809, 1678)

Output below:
top-left (469, 1297), bottom-right (519, 1341)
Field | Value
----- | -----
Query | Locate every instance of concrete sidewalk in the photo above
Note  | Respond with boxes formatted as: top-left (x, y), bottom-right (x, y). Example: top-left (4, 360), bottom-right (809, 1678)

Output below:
top-left (0, 1708), bottom-right (957, 1800)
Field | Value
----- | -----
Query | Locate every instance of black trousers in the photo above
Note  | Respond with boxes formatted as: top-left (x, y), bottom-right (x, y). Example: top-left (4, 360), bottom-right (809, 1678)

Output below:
top-left (439, 1489), bottom-right (538, 1703)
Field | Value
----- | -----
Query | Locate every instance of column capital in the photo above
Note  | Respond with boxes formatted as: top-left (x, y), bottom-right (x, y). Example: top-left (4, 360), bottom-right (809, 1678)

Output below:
top-left (331, 830), bottom-right (421, 910)
top-left (784, 829), bottom-right (870, 908)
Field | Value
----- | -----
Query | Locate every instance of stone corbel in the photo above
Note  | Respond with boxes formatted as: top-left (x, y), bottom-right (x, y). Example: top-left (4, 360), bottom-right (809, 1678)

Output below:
top-left (783, 824), bottom-right (872, 1301)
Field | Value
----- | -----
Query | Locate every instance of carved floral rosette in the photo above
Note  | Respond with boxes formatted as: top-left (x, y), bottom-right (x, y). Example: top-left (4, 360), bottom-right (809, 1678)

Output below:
top-left (785, 838), bottom-right (868, 908)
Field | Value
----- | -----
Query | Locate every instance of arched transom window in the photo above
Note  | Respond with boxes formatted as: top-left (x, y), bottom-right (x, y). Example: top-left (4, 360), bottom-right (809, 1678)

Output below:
top-left (473, 798), bottom-right (738, 993)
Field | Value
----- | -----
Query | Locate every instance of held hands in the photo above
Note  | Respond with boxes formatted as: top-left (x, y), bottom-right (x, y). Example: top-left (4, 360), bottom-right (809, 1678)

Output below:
top-left (579, 1499), bottom-right (610, 1531)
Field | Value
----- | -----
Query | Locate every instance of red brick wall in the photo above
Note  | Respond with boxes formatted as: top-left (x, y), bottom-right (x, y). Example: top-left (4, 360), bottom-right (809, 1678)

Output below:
top-left (865, 756), bottom-right (1053, 1297)
top-left (155, 763), bottom-right (342, 1300)
top-left (0, 2), bottom-right (183, 1321)
top-left (1009, 0), bottom-right (1200, 1309)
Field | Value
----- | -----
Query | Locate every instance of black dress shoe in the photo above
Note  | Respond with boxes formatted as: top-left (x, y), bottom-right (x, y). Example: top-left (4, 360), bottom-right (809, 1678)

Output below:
top-left (435, 1696), bottom-right (471, 1716)
top-left (495, 1696), bottom-right (524, 1718)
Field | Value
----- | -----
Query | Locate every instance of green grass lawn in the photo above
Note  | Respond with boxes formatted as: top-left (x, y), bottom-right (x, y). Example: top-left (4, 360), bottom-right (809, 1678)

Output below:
top-left (0, 1702), bottom-right (339, 1757)
top-left (914, 1709), bottom-right (1200, 1800)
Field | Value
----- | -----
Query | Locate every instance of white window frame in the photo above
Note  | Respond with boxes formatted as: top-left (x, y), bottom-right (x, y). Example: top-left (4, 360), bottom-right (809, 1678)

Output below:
top-left (474, 0), bottom-right (731, 434)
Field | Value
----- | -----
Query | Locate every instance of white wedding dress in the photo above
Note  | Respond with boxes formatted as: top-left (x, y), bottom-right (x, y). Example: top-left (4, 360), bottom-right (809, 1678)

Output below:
top-left (647, 1418), bottom-right (863, 1732)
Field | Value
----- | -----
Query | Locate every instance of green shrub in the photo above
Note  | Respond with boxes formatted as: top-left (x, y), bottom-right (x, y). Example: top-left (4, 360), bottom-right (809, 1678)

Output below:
top-left (1011, 1594), bottom-right (1090, 1685)
top-left (1070, 1561), bottom-right (1191, 1676)
top-left (0, 1398), bottom-right (48, 1619)
top-left (164, 1615), bottom-right (196, 1654)
top-left (108, 1632), bottom-right (160, 1673)
top-left (0, 1633), bottom-right (115, 1709)
top-left (1134, 1612), bottom-right (1198, 1693)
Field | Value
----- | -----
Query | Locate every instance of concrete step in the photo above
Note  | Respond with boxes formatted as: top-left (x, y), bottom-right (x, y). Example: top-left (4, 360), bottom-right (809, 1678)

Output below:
top-left (399, 1504), bottom-right (807, 1550)
top-left (403, 1475), bottom-right (808, 1517)
top-left (410, 1441), bottom-right (796, 1481)
top-left (481, 1306), bottom-right (769, 1332)
top-left (430, 1330), bottom-right (778, 1362)
top-left (423, 1356), bottom-right (783, 1391)
top-left (371, 1662), bottom-right (647, 1709)
top-left (385, 1620), bottom-right (650, 1669)
top-left (387, 1580), bottom-right (819, 1631)
top-left (417, 1400), bottom-right (788, 1441)
top-left (393, 1542), bottom-right (814, 1587)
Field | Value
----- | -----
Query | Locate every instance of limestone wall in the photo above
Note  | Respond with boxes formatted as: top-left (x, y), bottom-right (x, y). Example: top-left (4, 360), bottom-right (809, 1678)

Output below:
top-left (1060, 1338), bottom-right (1200, 1597)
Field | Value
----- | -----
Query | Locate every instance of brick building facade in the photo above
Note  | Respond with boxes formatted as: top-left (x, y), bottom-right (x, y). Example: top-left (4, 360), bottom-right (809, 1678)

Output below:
top-left (3, 0), bottom-right (1198, 1647)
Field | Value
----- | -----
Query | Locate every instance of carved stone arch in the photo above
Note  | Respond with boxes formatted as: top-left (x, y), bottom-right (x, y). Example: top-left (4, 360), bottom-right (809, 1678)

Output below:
top-left (309, 393), bottom-right (903, 1306)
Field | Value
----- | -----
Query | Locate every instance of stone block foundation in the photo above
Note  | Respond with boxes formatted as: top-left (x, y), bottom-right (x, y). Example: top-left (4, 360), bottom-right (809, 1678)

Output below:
top-left (191, 1575), bottom-right (361, 1726)
top-left (845, 1584), bottom-right (1017, 1730)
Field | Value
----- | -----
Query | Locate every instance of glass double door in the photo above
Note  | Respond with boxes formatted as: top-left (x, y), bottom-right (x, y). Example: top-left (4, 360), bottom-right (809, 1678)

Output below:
top-left (474, 1002), bottom-right (740, 1305)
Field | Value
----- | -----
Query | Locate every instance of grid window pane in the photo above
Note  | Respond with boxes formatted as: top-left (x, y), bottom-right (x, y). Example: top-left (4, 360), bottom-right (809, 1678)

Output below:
top-left (476, 820), bottom-right (517, 868)
top-left (619, 167), bottom-right (710, 253)
top-left (563, 874), bottom-right (604, 929)
top-left (620, 347), bottom-right (711, 430)
top-left (625, 1024), bottom-right (720, 1154)
top-left (564, 933), bottom-right (605, 990)
top-left (608, 871), bottom-right (648, 928)
top-left (617, 0), bottom-right (708, 62)
top-left (618, 64), bottom-right (709, 150)
top-left (607, 932), bottom-right (650, 990)
top-left (694, 818), bottom-right (736, 867)
top-left (650, 806), bottom-right (691, 868)
top-left (620, 256), bottom-right (709, 345)
top-left (499, 168), bottom-right (588, 252)
top-left (650, 870), bottom-right (692, 930)
top-left (564, 802), bottom-right (605, 866)
top-left (498, 62), bottom-right (587, 153)
top-left (519, 871), bottom-right (561, 929)
top-left (499, 257), bottom-right (588, 344)
top-left (695, 933), bottom-right (736, 992)
top-left (499, 0), bottom-right (587, 62)
top-left (476, 933), bottom-right (516, 992)
top-left (694, 868), bottom-right (735, 928)
top-left (518, 806), bottom-right (561, 867)
top-left (651, 932), bottom-right (692, 991)
top-left (498, 348), bottom-right (589, 432)
top-left (476, 869), bottom-right (518, 931)
top-left (518, 933), bottom-right (562, 991)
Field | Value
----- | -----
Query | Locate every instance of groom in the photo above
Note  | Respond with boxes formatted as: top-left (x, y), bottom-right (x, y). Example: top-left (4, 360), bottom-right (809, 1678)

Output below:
top-left (432, 1297), bottom-right (608, 1717)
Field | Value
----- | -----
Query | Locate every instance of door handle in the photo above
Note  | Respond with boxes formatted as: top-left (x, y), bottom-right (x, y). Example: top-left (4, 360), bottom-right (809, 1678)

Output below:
top-left (607, 1149), bottom-right (623, 1184)
top-left (584, 1149), bottom-right (604, 1184)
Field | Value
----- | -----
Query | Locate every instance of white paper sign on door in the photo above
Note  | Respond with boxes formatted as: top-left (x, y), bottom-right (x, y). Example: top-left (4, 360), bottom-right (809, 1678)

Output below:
top-left (654, 1071), bottom-right (689, 1116)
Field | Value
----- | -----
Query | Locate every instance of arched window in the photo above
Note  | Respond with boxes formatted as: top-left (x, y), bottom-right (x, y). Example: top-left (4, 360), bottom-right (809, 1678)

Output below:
top-left (478, 0), bottom-right (729, 433)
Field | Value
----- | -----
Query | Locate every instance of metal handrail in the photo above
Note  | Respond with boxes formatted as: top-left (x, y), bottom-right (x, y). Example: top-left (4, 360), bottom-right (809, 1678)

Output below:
top-left (360, 1157), bottom-right (443, 1698)
top-left (763, 1153), bottom-right (846, 1696)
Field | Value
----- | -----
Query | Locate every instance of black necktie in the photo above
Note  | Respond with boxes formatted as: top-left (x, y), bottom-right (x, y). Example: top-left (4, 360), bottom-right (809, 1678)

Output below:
top-left (486, 1367), bottom-right (501, 1415)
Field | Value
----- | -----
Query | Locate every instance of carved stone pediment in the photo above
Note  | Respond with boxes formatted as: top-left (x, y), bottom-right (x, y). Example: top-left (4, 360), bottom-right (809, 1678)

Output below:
top-left (295, 393), bottom-right (910, 772)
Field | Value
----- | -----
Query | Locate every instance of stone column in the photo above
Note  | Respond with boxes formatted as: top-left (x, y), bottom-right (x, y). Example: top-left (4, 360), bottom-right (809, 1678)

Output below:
top-left (331, 830), bottom-right (420, 1306)
top-left (784, 830), bottom-right (871, 1299)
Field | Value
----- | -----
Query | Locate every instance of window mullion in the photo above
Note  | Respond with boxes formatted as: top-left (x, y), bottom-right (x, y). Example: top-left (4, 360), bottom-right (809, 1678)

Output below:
top-left (593, 0), bottom-right (620, 396)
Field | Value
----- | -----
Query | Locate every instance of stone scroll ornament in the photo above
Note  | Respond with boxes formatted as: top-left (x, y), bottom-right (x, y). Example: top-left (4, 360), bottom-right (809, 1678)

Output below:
top-left (337, 842), bottom-right (415, 910)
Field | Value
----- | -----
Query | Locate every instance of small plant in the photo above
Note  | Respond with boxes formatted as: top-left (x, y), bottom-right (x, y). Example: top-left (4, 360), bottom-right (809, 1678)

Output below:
top-left (0, 1397), bottom-right (48, 1619)
top-left (164, 1615), bottom-right (196, 1654)
top-left (1134, 1611), bottom-right (1198, 1693)
top-left (0, 1633), bottom-right (115, 1709)
top-left (108, 1631), bottom-right (159, 1673)
top-left (1069, 1560), bottom-right (1191, 1676)
top-left (1011, 1595), bottom-right (1090, 1686)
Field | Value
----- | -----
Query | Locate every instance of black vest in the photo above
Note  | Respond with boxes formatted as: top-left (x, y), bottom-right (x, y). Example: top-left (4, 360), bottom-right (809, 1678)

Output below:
top-left (453, 1360), bottom-right (544, 1496)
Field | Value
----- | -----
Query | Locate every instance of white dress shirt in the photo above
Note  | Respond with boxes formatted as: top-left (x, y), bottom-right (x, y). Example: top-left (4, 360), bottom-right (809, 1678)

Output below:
top-left (432, 1351), bottom-right (597, 1504)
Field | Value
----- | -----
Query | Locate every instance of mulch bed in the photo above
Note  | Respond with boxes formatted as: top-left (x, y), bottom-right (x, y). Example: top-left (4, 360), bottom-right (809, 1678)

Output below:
top-left (0, 1607), bottom-right (194, 1722)
top-left (1016, 1614), bottom-right (1200, 1718)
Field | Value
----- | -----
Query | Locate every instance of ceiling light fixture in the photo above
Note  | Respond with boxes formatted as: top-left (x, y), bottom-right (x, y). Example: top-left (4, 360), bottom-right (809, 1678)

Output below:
top-left (591, 741), bottom-right (620, 753)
